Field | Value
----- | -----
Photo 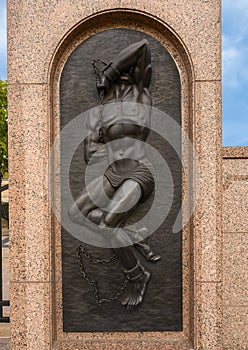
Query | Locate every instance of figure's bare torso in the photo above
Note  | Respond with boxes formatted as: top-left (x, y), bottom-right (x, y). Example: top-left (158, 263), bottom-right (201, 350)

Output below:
top-left (100, 77), bottom-right (152, 175)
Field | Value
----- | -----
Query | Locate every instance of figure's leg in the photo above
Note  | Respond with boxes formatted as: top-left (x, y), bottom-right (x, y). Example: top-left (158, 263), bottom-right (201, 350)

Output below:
top-left (133, 227), bottom-right (161, 263)
top-left (134, 238), bottom-right (161, 262)
top-left (98, 179), bottom-right (150, 310)
top-left (68, 176), bottom-right (115, 225)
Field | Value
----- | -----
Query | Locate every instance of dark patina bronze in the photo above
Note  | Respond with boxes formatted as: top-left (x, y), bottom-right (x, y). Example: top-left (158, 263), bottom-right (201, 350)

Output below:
top-left (69, 40), bottom-right (161, 310)
top-left (61, 29), bottom-right (182, 332)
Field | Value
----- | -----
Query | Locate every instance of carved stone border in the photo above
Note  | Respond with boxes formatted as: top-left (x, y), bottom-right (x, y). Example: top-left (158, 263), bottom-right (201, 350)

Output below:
top-left (50, 10), bottom-right (194, 349)
top-left (8, 4), bottom-right (222, 350)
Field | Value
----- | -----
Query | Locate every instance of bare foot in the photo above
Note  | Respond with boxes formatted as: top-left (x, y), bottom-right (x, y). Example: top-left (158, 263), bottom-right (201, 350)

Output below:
top-left (121, 271), bottom-right (150, 310)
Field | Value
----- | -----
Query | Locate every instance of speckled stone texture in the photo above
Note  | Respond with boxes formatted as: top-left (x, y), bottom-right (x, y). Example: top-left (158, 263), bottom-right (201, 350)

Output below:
top-left (7, 0), bottom-right (223, 349)
top-left (0, 338), bottom-right (10, 350)
top-left (7, 0), bottom-right (221, 84)
top-left (222, 149), bottom-right (248, 350)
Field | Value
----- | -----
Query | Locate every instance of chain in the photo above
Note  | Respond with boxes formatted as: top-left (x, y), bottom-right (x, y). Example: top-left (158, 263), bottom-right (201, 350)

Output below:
top-left (92, 58), bottom-right (107, 143)
top-left (76, 244), bottom-right (129, 304)
top-left (98, 106), bottom-right (104, 144)
top-left (92, 58), bottom-right (107, 81)
top-left (85, 60), bottom-right (129, 303)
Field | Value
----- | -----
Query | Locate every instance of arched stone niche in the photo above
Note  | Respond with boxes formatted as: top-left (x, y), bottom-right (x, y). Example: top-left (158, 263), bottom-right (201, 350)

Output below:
top-left (50, 9), bottom-right (195, 349)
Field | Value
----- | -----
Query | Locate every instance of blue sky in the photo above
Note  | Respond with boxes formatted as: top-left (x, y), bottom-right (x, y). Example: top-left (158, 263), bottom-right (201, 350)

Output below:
top-left (0, 1), bottom-right (6, 81)
top-left (222, 0), bottom-right (248, 146)
top-left (0, 1), bottom-right (247, 146)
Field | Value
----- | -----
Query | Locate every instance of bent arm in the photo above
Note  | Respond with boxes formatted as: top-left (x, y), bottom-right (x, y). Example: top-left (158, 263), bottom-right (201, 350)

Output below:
top-left (102, 39), bottom-right (152, 91)
top-left (84, 108), bottom-right (101, 164)
top-left (84, 131), bottom-right (100, 164)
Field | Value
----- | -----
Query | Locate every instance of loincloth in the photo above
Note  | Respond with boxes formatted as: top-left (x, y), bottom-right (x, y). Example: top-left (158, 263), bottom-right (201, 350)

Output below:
top-left (104, 161), bottom-right (154, 202)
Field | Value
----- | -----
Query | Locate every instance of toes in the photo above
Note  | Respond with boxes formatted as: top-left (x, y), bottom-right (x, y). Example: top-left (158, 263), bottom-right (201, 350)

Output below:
top-left (150, 254), bottom-right (161, 262)
top-left (134, 295), bottom-right (142, 307)
top-left (146, 252), bottom-right (161, 263)
top-left (127, 300), bottom-right (133, 311)
top-left (137, 295), bottom-right (142, 305)
top-left (121, 296), bottom-right (129, 305)
top-left (127, 297), bottom-right (135, 311)
top-left (127, 295), bottom-right (143, 310)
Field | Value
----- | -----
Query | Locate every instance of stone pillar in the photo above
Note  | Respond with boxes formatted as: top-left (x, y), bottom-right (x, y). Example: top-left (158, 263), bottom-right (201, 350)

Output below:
top-left (8, 1), bottom-right (222, 349)
top-left (222, 147), bottom-right (248, 350)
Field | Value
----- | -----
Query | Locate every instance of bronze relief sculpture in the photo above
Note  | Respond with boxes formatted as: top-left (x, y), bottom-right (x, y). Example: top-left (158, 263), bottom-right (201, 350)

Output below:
top-left (69, 39), bottom-right (161, 310)
top-left (61, 28), bottom-right (182, 332)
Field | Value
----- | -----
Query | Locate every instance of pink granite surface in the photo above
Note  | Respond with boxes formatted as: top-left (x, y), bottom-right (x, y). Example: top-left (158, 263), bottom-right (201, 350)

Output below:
top-left (223, 232), bottom-right (247, 307)
top-left (222, 157), bottom-right (248, 349)
top-left (223, 146), bottom-right (248, 158)
top-left (8, 84), bottom-right (51, 282)
top-left (10, 282), bottom-right (51, 350)
top-left (193, 81), bottom-right (222, 283)
top-left (223, 307), bottom-right (248, 350)
top-left (194, 282), bottom-right (222, 350)
top-left (7, 0), bottom-right (223, 349)
top-left (53, 339), bottom-right (191, 350)
top-left (222, 159), bottom-right (248, 232)
top-left (7, 1), bottom-right (221, 84)
top-left (0, 338), bottom-right (10, 350)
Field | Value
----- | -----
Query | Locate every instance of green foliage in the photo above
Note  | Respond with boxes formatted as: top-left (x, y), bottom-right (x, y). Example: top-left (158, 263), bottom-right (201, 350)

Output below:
top-left (0, 80), bottom-right (8, 175)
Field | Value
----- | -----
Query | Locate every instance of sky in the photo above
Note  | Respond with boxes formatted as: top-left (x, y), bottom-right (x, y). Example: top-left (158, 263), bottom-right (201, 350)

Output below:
top-left (0, 1), bottom-right (247, 146)
top-left (222, 0), bottom-right (248, 145)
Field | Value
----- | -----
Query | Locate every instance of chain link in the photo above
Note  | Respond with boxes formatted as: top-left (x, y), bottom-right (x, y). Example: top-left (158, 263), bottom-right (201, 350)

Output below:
top-left (92, 59), bottom-right (107, 80)
top-left (83, 60), bottom-right (128, 303)
top-left (76, 245), bottom-right (128, 304)
top-left (92, 59), bottom-right (107, 143)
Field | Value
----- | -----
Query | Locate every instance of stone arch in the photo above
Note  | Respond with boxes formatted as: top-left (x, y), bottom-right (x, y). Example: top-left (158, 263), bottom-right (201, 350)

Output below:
top-left (49, 8), bottom-right (195, 343)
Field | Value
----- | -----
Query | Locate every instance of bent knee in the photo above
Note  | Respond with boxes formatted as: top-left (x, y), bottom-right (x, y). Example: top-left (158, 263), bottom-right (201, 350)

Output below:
top-left (68, 204), bottom-right (81, 222)
top-left (68, 202), bottom-right (90, 222)
top-left (87, 208), bottom-right (103, 225)
top-left (123, 179), bottom-right (142, 198)
top-left (103, 211), bottom-right (116, 227)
